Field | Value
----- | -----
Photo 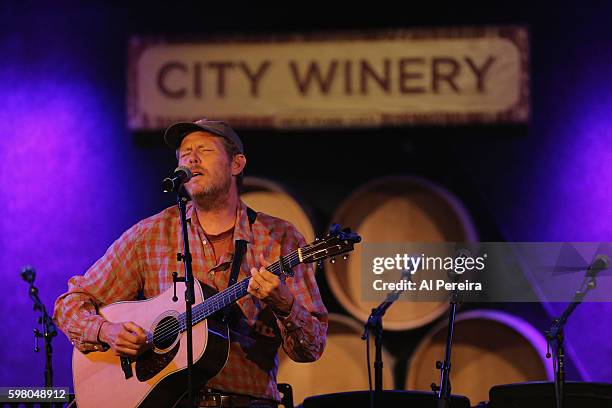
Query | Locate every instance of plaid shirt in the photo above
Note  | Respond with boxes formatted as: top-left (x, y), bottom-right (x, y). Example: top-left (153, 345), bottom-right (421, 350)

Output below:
top-left (53, 200), bottom-right (328, 401)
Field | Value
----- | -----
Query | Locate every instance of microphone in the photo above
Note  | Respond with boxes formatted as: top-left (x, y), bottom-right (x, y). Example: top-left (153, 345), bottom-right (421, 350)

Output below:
top-left (20, 265), bottom-right (36, 284)
top-left (587, 254), bottom-right (609, 277)
top-left (162, 166), bottom-right (192, 193)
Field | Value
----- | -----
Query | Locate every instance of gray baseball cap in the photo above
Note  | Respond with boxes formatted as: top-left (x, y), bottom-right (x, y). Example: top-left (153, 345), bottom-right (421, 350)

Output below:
top-left (164, 118), bottom-right (244, 153)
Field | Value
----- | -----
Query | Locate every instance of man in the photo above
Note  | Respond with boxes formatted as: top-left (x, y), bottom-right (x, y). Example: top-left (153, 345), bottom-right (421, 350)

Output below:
top-left (54, 119), bottom-right (328, 407)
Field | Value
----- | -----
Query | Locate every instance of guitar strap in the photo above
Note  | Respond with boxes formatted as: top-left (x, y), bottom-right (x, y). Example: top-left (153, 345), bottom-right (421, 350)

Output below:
top-left (222, 207), bottom-right (257, 320)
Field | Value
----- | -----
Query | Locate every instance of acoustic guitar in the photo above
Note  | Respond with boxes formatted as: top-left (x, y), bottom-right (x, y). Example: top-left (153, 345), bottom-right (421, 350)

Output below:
top-left (72, 225), bottom-right (360, 408)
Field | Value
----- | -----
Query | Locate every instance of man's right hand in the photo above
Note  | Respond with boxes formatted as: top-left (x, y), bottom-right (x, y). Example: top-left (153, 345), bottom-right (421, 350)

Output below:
top-left (98, 321), bottom-right (149, 357)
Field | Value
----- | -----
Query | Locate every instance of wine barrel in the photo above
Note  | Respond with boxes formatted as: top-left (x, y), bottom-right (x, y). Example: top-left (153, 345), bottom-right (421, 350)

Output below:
top-left (241, 177), bottom-right (315, 243)
top-left (277, 313), bottom-right (394, 405)
top-left (326, 176), bottom-right (477, 330)
top-left (405, 309), bottom-right (553, 405)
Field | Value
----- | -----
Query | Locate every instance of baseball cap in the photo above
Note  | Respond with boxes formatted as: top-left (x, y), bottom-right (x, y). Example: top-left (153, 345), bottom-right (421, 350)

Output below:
top-left (163, 118), bottom-right (244, 154)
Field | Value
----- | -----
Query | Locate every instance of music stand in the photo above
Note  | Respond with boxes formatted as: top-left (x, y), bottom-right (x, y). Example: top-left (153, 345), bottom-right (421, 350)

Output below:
top-left (302, 390), bottom-right (470, 408)
top-left (489, 381), bottom-right (612, 408)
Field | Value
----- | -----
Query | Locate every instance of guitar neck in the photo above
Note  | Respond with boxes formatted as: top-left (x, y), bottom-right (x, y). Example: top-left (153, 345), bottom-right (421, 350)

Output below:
top-left (181, 248), bottom-right (303, 330)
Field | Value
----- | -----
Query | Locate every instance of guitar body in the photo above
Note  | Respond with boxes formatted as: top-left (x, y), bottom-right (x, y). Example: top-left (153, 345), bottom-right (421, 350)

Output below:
top-left (72, 280), bottom-right (229, 408)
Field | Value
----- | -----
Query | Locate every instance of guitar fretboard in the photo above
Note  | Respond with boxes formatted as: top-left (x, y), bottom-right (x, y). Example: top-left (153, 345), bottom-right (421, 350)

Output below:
top-left (177, 248), bottom-right (303, 331)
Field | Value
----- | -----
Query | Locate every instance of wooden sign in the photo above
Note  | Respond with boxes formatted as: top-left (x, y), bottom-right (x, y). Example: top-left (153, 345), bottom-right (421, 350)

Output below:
top-left (128, 26), bottom-right (529, 130)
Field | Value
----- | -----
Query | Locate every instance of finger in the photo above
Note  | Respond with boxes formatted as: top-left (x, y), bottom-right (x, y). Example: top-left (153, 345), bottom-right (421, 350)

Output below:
top-left (260, 252), bottom-right (291, 283)
top-left (129, 322), bottom-right (146, 336)
top-left (250, 267), bottom-right (264, 286)
top-left (247, 287), bottom-right (259, 297)
top-left (254, 275), bottom-right (274, 296)
top-left (124, 322), bottom-right (147, 343)
top-left (116, 333), bottom-right (142, 348)
top-left (251, 270), bottom-right (269, 288)
top-left (131, 324), bottom-right (148, 343)
top-left (115, 341), bottom-right (138, 352)
top-left (115, 346), bottom-right (139, 357)
top-left (118, 330), bottom-right (142, 346)
top-left (116, 342), bottom-right (140, 352)
top-left (247, 277), bottom-right (262, 297)
top-left (259, 268), bottom-right (280, 285)
top-left (255, 281), bottom-right (273, 297)
top-left (124, 322), bottom-right (145, 335)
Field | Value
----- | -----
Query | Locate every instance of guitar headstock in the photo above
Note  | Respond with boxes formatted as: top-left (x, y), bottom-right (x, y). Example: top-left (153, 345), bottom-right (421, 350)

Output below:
top-left (300, 224), bottom-right (361, 265)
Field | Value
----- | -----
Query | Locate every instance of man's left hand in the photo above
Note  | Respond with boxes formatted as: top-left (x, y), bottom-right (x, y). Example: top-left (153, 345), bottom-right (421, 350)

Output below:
top-left (248, 254), bottom-right (295, 316)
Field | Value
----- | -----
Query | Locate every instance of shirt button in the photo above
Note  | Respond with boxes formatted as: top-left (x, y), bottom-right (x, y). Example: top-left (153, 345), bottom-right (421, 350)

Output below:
top-left (203, 240), bottom-right (208, 245)
top-left (286, 322), bottom-right (293, 328)
top-left (299, 339), bottom-right (305, 345)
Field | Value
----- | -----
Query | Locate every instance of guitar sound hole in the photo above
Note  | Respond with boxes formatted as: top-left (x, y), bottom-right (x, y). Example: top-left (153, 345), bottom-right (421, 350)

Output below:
top-left (153, 316), bottom-right (180, 349)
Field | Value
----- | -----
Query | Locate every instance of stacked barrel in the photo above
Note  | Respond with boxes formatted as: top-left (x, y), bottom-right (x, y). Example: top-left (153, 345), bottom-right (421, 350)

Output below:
top-left (241, 176), bottom-right (551, 406)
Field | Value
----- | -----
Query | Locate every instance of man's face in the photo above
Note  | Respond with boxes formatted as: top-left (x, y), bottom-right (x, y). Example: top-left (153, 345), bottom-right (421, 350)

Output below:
top-left (177, 131), bottom-right (233, 202)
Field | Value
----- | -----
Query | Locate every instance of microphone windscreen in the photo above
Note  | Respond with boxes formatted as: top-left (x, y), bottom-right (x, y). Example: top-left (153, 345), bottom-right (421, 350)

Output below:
top-left (175, 166), bottom-right (193, 181)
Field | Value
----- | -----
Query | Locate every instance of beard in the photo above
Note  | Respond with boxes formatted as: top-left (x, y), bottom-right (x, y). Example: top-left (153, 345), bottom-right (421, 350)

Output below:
top-left (186, 171), bottom-right (232, 211)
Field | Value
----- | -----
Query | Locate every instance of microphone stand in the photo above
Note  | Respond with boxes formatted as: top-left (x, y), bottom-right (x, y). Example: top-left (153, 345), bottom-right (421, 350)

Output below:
top-left (433, 282), bottom-right (460, 408)
top-left (21, 267), bottom-right (57, 387)
top-left (545, 256), bottom-right (604, 408)
top-left (174, 192), bottom-right (197, 408)
top-left (433, 246), bottom-right (481, 407)
top-left (362, 269), bottom-right (411, 408)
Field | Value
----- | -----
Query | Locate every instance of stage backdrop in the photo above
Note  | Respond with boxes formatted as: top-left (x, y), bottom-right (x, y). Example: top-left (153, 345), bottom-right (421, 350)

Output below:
top-left (2, 1), bottom-right (612, 397)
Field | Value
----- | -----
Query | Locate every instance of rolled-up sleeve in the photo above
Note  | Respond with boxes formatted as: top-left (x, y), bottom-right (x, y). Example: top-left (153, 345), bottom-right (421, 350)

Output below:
top-left (53, 224), bottom-right (144, 352)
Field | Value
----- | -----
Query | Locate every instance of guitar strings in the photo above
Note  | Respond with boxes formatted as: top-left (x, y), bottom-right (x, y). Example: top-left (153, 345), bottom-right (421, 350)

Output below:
top-left (151, 258), bottom-right (292, 344)
top-left (151, 249), bottom-right (303, 344)
top-left (151, 245), bottom-right (332, 344)
top-left (151, 279), bottom-right (251, 345)
top-left (152, 239), bottom-right (336, 343)
top-left (150, 252), bottom-right (302, 345)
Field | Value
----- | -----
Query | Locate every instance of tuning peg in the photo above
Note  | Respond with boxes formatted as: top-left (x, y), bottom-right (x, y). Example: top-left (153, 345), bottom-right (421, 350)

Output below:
top-left (343, 254), bottom-right (349, 260)
top-left (330, 258), bottom-right (336, 264)
top-left (329, 224), bottom-right (341, 235)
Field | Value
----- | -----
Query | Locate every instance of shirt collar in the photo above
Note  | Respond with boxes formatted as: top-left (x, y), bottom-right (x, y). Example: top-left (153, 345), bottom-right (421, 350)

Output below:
top-left (185, 200), bottom-right (253, 244)
top-left (186, 201), bottom-right (196, 222)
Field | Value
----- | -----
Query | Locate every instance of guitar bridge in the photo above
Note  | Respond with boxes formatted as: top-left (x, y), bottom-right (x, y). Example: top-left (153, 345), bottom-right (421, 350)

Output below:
top-left (120, 356), bottom-right (133, 379)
